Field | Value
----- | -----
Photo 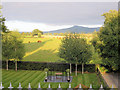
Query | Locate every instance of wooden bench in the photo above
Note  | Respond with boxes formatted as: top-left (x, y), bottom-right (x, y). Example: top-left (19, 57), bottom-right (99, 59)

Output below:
top-left (55, 73), bottom-right (63, 79)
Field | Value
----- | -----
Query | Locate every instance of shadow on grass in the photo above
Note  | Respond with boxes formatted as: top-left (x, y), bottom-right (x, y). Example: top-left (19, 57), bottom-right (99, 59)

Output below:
top-left (23, 49), bottom-right (62, 62)
top-left (24, 39), bottom-right (53, 55)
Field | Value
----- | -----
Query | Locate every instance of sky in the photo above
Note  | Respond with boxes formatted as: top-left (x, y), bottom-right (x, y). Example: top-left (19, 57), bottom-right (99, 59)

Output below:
top-left (1, 2), bottom-right (118, 32)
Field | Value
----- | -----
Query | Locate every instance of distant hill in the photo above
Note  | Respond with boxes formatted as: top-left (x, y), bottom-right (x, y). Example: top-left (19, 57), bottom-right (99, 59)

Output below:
top-left (44, 25), bottom-right (100, 34)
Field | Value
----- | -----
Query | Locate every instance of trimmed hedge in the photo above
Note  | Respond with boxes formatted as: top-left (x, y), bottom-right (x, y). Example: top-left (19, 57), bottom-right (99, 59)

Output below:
top-left (2, 61), bottom-right (95, 72)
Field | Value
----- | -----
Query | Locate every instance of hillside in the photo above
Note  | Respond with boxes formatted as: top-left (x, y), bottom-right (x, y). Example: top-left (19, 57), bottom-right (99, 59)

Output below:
top-left (44, 25), bottom-right (100, 34)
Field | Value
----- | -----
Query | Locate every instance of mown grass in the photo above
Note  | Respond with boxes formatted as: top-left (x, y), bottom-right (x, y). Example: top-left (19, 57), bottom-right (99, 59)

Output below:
top-left (22, 38), bottom-right (63, 62)
top-left (2, 69), bottom-right (102, 88)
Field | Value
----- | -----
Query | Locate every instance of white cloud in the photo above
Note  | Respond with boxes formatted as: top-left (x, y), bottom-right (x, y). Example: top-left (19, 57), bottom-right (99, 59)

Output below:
top-left (5, 20), bottom-right (102, 32)
top-left (78, 25), bottom-right (102, 28)
top-left (5, 20), bottom-right (73, 32)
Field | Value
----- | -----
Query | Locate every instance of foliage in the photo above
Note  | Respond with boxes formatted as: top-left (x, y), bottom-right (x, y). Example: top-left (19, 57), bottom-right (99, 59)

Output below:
top-left (66, 69), bottom-right (70, 73)
top-left (59, 34), bottom-right (92, 64)
top-left (97, 65), bottom-right (109, 73)
top-left (0, 17), bottom-right (9, 33)
top-left (38, 33), bottom-right (42, 37)
top-left (44, 68), bottom-right (49, 72)
top-left (32, 29), bottom-right (43, 36)
top-left (90, 43), bottom-right (102, 64)
top-left (2, 61), bottom-right (96, 72)
top-left (2, 32), bottom-right (15, 60)
top-left (92, 10), bottom-right (119, 71)
top-left (2, 31), bottom-right (25, 61)
top-left (0, 5), bottom-right (9, 33)
top-left (11, 31), bottom-right (25, 60)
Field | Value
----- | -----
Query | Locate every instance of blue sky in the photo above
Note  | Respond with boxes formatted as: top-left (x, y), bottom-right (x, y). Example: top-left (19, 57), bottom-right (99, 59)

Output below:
top-left (2, 2), bottom-right (118, 32)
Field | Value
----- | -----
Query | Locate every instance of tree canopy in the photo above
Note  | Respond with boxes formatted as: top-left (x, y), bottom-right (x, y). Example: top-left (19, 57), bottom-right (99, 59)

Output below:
top-left (0, 5), bottom-right (9, 33)
top-left (2, 31), bottom-right (25, 61)
top-left (59, 34), bottom-right (92, 64)
top-left (92, 10), bottom-right (119, 71)
top-left (32, 29), bottom-right (43, 36)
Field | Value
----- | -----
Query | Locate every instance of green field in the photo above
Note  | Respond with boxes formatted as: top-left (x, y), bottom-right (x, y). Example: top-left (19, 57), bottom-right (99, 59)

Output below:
top-left (21, 36), bottom-right (92, 62)
top-left (2, 69), bottom-right (102, 88)
top-left (22, 37), bottom-right (64, 62)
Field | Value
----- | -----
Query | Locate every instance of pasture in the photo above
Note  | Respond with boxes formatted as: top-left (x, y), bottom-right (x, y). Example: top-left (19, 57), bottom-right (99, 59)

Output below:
top-left (22, 34), bottom-right (93, 62)
top-left (22, 37), bottom-right (64, 62)
top-left (2, 69), bottom-right (102, 88)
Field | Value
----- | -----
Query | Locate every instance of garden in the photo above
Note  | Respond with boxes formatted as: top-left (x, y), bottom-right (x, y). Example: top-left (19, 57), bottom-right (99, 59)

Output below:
top-left (2, 61), bottom-right (107, 89)
top-left (2, 69), bottom-right (103, 89)
top-left (1, 9), bottom-right (119, 89)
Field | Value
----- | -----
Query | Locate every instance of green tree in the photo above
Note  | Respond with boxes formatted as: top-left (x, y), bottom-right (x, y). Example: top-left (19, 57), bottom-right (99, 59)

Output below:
top-left (0, 17), bottom-right (9, 33)
top-left (0, 5), bottom-right (9, 33)
top-left (11, 31), bottom-right (25, 71)
top-left (90, 31), bottom-right (102, 64)
top-left (44, 68), bottom-right (49, 80)
top-left (29, 32), bottom-right (32, 36)
top-left (32, 29), bottom-right (43, 36)
top-left (38, 33), bottom-right (42, 38)
top-left (26, 32), bottom-right (29, 36)
top-left (59, 34), bottom-right (92, 75)
top-left (66, 69), bottom-right (70, 80)
top-left (21, 32), bottom-right (25, 35)
top-left (2, 32), bottom-right (15, 70)
top-left (54, 33), bottom-right (58, 36)
top-left (92, 10), bottom-right (119, 71)
top-left (2, 31), bottom-right (25, 71)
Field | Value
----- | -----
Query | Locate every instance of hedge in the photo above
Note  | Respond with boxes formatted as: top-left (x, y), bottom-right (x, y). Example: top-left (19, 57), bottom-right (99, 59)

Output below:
top-left (2, 61), bottom-right (96, 72)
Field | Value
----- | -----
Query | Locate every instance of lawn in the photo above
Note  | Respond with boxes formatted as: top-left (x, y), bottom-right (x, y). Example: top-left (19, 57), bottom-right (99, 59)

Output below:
top-left (22, 37), bottom-right (64, 62)
top-left (22, 35), bottom-right (92, 62)
top-left (2, 69), bottom-right (102, 88)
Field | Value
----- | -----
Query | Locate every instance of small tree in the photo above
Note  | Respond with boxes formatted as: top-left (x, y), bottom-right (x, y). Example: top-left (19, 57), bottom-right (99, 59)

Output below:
top-left (32, 29), bottom-right (43, 36)
top-left (0, 18), bottom-right (9, 33)
top-left (2, 31), bottom-right (25, 71)
top-left (11, 31), bottom-right (25, 71)
top-left (59, 34), bottom-right (92, 75)
top-left (38, 33), bottom-right (42, 38)
top-left (66, 69), bottom-right (70, 81)
top-left (2, 32), bottom-right (15, 70)
top-left (44, 68), bottom-right (49, 80)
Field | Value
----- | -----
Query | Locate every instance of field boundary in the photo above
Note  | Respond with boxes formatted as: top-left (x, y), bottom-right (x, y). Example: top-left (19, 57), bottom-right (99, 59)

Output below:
top-left (2, 61), bottom-right (96, 72)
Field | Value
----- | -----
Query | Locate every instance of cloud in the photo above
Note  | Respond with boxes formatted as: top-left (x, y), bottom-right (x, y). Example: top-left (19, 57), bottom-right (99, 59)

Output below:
top-left (5, 20), bottom-right (73, 32)
top-left (5, 20), bottom-right (102, 32)
top-left (78, 25), bottom-right (102, 28)
top-left (3, 2), bottom-right (118, 26)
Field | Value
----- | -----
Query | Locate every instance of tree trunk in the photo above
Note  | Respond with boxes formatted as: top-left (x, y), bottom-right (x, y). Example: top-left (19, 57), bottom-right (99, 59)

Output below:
top-left (70, 63), bottom-right (71, 74)
top-left (67, 72), bottom-right (69, 80)
top-left (15, 61), bottom-right (17, 71)
top-left (6, 60), bottom-right (8, 70)
top-left (75, 63), bottom-right (77, 76)
top-left (45, 72), bottom-right (47, 79)
top-left (82, 63), bottom-right (84, 74)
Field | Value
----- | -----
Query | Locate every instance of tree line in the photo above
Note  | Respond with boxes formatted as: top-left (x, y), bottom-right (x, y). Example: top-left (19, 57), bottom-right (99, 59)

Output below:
top-left (21, 29), bottom-right (43, 38)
